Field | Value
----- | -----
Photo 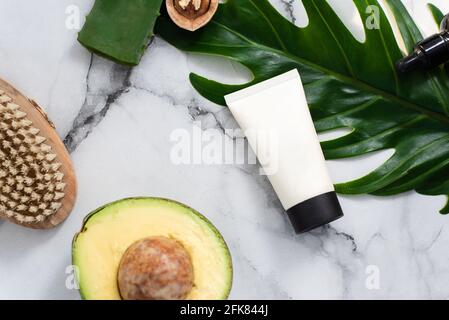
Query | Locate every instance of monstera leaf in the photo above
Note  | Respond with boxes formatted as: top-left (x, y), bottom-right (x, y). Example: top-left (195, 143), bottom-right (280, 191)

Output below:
top-left (155, 0), bottom-right (449, 214)
top-left (428, 3), bottom-right (445, 27)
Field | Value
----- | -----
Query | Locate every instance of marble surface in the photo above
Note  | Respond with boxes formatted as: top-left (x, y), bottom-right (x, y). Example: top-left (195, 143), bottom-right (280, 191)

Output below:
top-left (1, 0), bottom-right (449, 300)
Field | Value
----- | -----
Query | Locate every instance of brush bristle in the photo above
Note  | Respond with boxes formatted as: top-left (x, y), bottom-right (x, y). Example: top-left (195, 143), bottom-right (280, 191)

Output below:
top-left (0, 90), bottom-right (66, 224)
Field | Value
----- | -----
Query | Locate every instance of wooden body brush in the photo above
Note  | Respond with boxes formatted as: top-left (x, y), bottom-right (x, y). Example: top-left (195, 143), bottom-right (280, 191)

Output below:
top-left (0, 79), bottom-right (76, 229)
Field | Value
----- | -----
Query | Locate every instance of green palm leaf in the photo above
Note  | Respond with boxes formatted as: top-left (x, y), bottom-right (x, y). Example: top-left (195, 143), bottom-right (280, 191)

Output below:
top-left (155, 0), bottom-right (449, 214)
top-left (428, 3), bottom-right (444, 27)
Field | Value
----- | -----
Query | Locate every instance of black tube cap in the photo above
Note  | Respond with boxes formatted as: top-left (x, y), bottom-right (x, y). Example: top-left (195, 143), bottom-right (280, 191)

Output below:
top-left (287, 192), bottom-right (344, 234)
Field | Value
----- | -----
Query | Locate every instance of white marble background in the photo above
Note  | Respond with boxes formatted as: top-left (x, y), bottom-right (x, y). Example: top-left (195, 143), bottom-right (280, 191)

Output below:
top-left (0, 0), bottom-right (449, 300)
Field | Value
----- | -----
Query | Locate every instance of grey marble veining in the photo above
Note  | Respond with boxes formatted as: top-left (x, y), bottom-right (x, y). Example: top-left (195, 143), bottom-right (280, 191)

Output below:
top-left (280, 0), bottom-right (298, 24)
top-left (63, 55), bottom-right (133, 153)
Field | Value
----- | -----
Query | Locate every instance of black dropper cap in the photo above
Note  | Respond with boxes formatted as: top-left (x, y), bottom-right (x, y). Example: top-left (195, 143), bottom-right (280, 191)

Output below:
top-left (396, 50), bottom-right (426, 74)
top-left (396, 14), bottom-right (449, 74)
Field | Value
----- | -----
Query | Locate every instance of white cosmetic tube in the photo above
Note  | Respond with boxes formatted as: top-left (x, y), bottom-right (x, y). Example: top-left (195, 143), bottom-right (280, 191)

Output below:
top-left (225, 69), bottom-right (343, 233)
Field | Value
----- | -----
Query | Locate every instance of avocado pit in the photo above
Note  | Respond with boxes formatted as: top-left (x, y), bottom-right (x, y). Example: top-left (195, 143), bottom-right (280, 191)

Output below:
top-left (118, 236), bottom-right (194, 300)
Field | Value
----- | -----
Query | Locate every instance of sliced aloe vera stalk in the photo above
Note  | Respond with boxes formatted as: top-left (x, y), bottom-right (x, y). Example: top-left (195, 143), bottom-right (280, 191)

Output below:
top-left (78, 0), bottom-right (163, 65)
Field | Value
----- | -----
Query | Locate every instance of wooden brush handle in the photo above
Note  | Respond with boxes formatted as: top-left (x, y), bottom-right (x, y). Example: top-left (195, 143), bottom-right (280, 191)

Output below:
top-left (0, 78), bottom-right (77, 229)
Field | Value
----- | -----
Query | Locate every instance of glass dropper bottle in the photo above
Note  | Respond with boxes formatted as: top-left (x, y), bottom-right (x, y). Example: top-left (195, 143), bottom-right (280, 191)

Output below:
top-left (396, 14), bottom-right (449, 74)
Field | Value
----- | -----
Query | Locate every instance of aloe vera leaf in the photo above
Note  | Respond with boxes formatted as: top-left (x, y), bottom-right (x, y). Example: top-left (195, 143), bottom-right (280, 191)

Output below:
top-left (78, 0), bottom-right (163, 65)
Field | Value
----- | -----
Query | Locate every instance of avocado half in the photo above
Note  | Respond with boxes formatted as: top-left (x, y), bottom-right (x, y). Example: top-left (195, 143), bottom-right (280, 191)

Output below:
top-left (72, 197), bottom-right (233, 300)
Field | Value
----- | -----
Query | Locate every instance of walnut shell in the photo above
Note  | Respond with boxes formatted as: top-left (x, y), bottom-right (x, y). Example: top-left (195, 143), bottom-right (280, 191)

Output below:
top-left (166, 0), bottom-right (219, 32)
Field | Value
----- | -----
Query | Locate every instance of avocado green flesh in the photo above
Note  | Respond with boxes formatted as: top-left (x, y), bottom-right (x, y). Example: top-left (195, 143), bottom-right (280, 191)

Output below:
top-left (78, 0), bottom-right (163, 65)
top-left (72, 198), bottom-right (233, 300)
